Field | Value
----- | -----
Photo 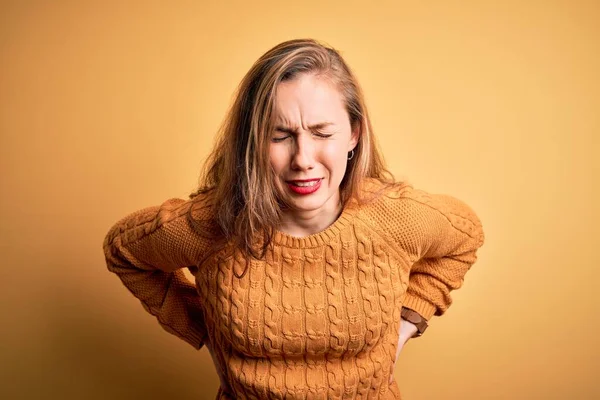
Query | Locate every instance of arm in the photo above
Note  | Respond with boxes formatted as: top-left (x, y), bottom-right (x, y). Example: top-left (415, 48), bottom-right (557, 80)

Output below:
top-left (401, 190), bottom-right (485, 320)
top-left (102, 196), bottom-right (215, 349)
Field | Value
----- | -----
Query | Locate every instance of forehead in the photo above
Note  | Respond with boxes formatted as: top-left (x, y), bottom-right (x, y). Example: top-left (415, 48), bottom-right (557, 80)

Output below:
top-left (273, 74), bottom-right (346, 124)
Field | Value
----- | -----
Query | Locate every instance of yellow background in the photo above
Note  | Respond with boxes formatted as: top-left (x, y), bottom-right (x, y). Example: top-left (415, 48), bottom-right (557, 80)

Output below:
top-left (1, 1), bottom-right (598, 399)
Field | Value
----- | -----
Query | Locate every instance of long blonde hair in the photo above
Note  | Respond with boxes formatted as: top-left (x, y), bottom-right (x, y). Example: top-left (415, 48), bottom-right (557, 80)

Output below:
top-left (189, 38), bottom-right (398, 275)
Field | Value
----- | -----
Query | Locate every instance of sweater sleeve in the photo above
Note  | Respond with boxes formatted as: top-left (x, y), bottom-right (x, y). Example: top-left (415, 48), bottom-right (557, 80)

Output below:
top-left (360, 182), bottom-right (485, 321)
top-left (102, 195), bottom-right (215, 350)
top-left (398, 188), bottom-right (485, 320)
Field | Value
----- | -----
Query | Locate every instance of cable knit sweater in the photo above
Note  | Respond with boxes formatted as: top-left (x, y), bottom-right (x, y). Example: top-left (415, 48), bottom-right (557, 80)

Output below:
top-left (102, 179), bottom-right (485, 399)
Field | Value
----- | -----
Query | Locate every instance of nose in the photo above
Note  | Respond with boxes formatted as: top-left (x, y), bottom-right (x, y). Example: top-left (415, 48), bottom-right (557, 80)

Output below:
top-left (291, 134), bottom-right (315, 171)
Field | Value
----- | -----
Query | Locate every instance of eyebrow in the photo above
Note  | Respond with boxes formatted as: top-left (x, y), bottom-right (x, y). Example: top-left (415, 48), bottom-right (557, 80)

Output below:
top-left (274, 122), bottom-right (334, 134)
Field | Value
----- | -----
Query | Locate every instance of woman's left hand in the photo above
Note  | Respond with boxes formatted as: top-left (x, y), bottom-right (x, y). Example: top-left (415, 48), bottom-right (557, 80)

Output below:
top-left (389, 319), bottom-right (419, 384)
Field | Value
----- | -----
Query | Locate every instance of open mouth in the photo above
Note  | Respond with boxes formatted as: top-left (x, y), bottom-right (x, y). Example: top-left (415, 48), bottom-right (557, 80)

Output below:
top-left (287, 179), bottom-right (322, 187)
top-left (286, 178), bottom-right (323, 194)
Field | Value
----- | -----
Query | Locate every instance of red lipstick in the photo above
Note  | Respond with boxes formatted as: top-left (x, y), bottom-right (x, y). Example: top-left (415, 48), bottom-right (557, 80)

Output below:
top-left (286, 178), bottom-right (322, 195)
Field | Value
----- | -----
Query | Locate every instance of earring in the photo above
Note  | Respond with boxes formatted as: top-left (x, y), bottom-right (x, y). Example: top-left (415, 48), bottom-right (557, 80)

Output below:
top-left (347, 149), bottom-right (355, 160)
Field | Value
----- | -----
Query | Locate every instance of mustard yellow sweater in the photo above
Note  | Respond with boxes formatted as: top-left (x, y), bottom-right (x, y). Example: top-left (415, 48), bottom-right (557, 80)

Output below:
top-left (103, 179), bottom-right (485, 399)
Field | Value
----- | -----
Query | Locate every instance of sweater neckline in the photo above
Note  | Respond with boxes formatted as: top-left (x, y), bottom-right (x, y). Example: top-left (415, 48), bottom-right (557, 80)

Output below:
top-left (272, 199), bottom-right (359, 248)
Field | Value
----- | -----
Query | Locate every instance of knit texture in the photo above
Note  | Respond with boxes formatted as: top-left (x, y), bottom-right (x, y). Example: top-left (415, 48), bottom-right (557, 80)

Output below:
top-left (103, 179), bottom-right (485, 399)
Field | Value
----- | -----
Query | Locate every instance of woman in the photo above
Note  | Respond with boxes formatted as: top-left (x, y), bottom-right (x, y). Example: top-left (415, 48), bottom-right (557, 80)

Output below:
top-left (103, 38), bottom-right (485, 399)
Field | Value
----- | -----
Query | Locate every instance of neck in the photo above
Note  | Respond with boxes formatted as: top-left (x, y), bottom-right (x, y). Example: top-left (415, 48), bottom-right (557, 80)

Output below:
top-left (278, 195), bottom-right (344, 238)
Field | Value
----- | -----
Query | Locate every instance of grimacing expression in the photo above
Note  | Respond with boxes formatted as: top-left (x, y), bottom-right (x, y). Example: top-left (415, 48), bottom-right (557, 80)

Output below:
top-left (269, 73), bottom-right (358, 215)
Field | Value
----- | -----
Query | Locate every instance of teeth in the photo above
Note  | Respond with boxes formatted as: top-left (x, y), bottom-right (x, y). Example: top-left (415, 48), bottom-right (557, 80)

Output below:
top-left (293, 180), bottom-right (319, 187)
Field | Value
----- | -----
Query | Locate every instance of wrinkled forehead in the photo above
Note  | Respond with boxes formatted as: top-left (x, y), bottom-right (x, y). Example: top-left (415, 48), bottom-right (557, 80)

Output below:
top-left (272, 74), bottom-right (347, 127)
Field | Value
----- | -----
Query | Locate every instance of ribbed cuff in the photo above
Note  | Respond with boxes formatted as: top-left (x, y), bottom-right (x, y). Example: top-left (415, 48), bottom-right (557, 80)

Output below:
top-left (402, 293), bottom-right (437, 320)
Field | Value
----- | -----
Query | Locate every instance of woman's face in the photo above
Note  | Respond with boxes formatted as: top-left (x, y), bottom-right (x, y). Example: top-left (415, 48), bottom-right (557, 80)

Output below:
top-left (269, 73), bottom-right (358, 216)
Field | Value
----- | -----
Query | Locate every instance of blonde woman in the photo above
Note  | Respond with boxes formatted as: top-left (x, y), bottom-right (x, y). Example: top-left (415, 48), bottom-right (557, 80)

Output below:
top-left (103, 38), bottom-right (485, 399)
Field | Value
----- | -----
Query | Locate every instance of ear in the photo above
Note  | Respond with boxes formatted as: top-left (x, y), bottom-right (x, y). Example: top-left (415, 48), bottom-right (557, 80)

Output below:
top-left (349, 125), bottom-right (360, 151)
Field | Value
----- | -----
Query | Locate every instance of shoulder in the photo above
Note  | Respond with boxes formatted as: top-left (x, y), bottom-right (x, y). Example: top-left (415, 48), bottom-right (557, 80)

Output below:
top-left (353, 177), bottom-right (414, 222)
top-left (186, 189), bottom-right (221, 240)
top-left (354, 178), bottom-right (484, 255)
top-left (354, 178), bottom-right (423, 242)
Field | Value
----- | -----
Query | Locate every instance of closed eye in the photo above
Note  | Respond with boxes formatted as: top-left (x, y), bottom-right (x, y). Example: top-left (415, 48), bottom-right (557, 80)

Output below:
top-left (271, 135), bottom-right (289, 143)
top-left (271, 126), bottom-right (333, 142)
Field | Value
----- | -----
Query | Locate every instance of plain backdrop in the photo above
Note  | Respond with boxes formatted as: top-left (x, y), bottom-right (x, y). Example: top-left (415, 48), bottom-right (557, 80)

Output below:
top-left (1, 1), bottom-right (598, 399)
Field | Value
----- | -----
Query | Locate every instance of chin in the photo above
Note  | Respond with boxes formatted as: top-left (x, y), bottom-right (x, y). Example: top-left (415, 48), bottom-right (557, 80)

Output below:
top-left (286, 192), bottom-right (332, 212)
top-left (289, 200), bottom-right (325, 213)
